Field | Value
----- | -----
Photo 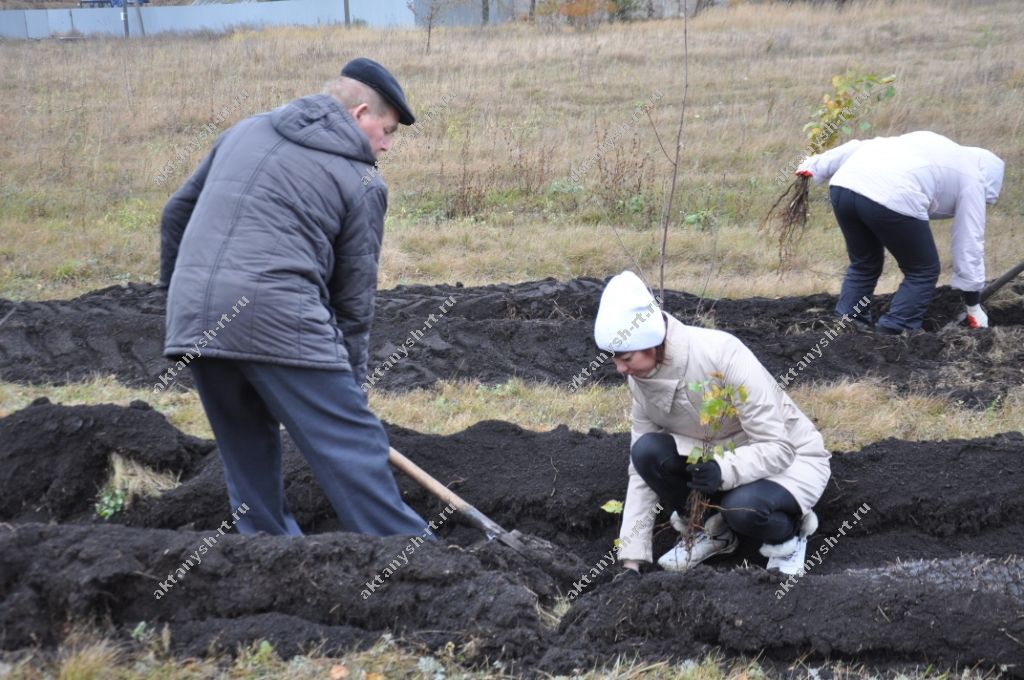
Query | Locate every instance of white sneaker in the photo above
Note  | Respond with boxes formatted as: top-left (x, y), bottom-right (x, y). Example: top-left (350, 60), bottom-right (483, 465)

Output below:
top-left (658, 513), bottom-right (737, 571)
top-left (760, 535), bottom-right (808, 576)
top-left (760, 511), bottom-right (818, 576)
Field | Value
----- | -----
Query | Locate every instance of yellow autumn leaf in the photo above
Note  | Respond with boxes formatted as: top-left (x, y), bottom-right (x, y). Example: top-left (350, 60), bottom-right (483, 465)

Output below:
top-left (601, 499), bottom-right (624, 514)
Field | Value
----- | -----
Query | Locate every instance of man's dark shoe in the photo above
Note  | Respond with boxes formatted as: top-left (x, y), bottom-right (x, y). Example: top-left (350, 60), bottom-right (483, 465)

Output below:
top-left (874, 323), bottom-right (904, 336)
top-left (611, 566), bottom-right (641, 583)
top-left (805, 315), bottom-right (871, 335)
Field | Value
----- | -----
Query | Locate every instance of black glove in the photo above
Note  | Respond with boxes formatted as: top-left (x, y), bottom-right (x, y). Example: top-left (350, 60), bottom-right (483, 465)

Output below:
top-left (686, 460), bottom-right (722, 493)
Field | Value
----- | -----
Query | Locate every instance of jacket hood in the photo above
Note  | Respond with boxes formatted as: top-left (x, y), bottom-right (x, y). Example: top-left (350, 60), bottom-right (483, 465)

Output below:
top-left (967, 146), bottom-right (1005, 204)
top-left (270, 94), bottom-right (376, 165)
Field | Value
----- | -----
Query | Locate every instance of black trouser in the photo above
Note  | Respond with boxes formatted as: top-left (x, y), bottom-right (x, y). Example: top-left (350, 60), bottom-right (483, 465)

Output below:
top-left (631, 432), bottom-right (801, 544)
top-left (829, 185), bottom-right (940, 332)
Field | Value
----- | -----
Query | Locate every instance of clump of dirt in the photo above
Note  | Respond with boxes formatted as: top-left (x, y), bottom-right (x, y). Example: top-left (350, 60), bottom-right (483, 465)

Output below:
top-left (1, 280), bottom-right (1021, 405)
top-left (0, 401), bottom-right (629, 565)
top-left (0, 285), bottom-right (168, 388)
top-left (0, 398), bottom-right (212, 522)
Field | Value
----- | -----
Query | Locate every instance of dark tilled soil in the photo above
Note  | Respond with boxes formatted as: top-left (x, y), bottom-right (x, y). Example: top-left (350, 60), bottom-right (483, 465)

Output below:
top-left (0, 398), bottom-right (212, 523)
top-left (542, 556), bottom-right (1024, 675)
top-left (3, 524), bottom-right (1021, 676)
top-left (2, 401), bottom-right (1023, 675)
top-left (3, 400), bottom-right (1022, 574)
top-left (1, 279), bottom-right (1021, 405)
top-left (0, 523), bottom-right (551, 670)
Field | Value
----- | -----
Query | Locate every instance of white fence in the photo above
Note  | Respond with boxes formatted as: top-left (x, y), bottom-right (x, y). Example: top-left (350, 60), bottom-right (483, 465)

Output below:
top-left (0, 0), bottom-right (412, 39)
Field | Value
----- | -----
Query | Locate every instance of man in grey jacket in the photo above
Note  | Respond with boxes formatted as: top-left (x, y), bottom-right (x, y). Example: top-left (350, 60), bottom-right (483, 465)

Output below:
top-left (158, 58), bottom-right (428, 537)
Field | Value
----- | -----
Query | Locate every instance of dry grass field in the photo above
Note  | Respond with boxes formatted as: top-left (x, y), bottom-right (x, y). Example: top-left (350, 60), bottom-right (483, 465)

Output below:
top-left (2, 1), bottom-right (1023, 677)
top-left (1, 0), bottom-right (1021, 443)
top-left (1, 0), bottom-right (1022, 301)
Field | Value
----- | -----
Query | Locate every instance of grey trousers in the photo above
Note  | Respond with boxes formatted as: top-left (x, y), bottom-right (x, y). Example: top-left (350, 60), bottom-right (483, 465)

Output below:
top-left (190, 358), bottom-right (428, 537)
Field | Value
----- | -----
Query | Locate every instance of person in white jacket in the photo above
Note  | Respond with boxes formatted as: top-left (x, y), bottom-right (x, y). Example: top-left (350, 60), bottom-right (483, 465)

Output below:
top-left (596, 271), bottom-right (831, 577)
top-left (797, 131), bottom-right (1004, 334)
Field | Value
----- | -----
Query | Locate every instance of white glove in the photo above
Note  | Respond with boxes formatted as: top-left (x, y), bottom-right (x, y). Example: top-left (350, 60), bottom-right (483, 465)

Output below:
top-left (960, 304), bottom-right (988, 328)
top-left (670, 511), bottom-right (686, 533)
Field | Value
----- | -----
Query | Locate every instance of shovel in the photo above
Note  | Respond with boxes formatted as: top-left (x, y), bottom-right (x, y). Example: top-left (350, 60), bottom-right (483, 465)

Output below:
top-left (388, 447), bottom-right (528, 553)
top-left (942, 259), bottom-right (1024, 329)
top-left (980, 259), bottom-right (1024, 304)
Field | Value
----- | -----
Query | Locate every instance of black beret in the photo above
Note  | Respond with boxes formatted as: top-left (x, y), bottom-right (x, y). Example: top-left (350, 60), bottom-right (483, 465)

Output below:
top-left (340, 57), bottom-right (415, 126)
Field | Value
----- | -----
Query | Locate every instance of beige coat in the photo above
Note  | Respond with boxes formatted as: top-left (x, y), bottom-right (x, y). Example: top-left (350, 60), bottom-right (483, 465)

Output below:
top-left (617, 314), bottom-right (831, 563)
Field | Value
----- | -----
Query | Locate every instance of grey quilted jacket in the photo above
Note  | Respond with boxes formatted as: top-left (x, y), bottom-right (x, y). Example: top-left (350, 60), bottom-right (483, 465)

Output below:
top-left (159, 94), bottom-right (386, 383)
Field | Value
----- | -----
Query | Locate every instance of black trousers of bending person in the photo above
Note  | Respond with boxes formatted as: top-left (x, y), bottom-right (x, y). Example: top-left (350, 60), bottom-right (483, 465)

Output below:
top-left (631, 432), bottom-right (801, 544)
top-left (829, 185), bottom-right (941, 333)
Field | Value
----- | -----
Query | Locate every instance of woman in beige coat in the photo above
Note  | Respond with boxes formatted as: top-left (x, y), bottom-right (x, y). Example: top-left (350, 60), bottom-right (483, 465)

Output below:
top-left (595, 271), bottom-right (831, 576)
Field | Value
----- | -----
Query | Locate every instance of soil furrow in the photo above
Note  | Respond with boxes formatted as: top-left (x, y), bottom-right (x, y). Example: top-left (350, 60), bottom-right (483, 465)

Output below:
top-left (1, 280), bottom-right (1021, 405)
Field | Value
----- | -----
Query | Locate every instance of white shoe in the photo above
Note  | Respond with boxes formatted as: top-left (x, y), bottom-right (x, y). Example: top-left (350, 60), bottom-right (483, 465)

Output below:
top-left (761, 535), bottom-right (808, 575)
top-left (760, 511), bottom-right (818, 576)
top-left (658, 513), bottom-right (737, 571)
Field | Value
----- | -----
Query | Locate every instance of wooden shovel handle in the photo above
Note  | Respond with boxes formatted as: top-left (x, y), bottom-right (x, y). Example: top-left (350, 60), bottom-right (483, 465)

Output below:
top-left (388, 446), bottom-right (525, 550)
top-left (388, 447), bottom-right (469, 513)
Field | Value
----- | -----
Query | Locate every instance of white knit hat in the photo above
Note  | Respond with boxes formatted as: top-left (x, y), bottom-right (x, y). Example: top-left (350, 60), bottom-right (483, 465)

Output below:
top-left (594, 271), bottom-right (666, 352)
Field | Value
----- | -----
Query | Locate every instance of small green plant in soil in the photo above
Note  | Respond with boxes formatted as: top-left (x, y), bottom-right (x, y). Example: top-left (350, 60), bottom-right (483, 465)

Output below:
top-left (94, 487), bottom-right (126, 519)
top-left (684, 372), bottom-right (747, 549)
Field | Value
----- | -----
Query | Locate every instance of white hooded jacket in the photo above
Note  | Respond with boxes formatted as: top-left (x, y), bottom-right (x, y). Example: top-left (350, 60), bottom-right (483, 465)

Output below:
top-left (617, 314), bottom-right (831, 563)
top-left (798, 131), bottom-right (1004, 292)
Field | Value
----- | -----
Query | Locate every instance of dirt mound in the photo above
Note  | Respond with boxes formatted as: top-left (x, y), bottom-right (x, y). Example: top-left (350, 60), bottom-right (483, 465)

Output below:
top-left (1, 522), bottom-right (1022, 675)
top-left (0, 398), bottom-right (212, 523)
top-left (2, 271), bottom-right (1023, 675)
top-left (542, 556), bottom-right (1024, 675)
top-left (0, 523), bottom-right (554, 672)
top-left (2, 400), bottom-right (1023, 676)
top-left (2, 402), bottom-right (1021, 576)
top-left (1, 280), bottom-right (1021, 405)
